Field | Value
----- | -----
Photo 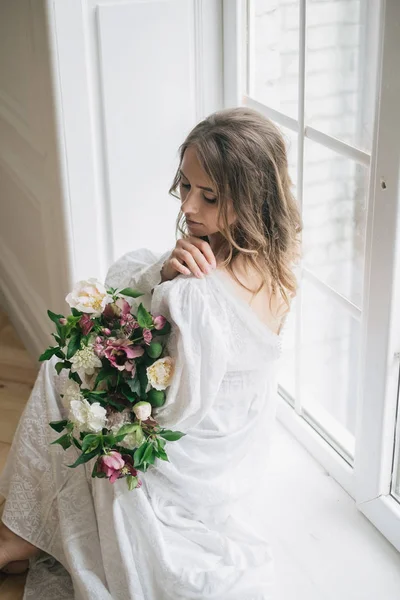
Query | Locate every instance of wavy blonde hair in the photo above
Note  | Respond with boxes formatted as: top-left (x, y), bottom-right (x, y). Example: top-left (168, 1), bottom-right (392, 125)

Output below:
top-left (168, 106), bottom-right (303, 320)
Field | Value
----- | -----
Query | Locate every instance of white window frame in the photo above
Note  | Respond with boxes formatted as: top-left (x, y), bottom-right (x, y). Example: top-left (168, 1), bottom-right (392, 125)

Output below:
top-left (222, 0), bottom-right (400, 551)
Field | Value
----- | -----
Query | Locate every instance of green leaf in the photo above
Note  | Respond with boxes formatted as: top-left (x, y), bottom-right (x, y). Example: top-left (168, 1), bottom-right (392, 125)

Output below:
top-left (50, 433), bottom-right (72, 450)
top-left (101, 433), bottom-right (116, 447)
top-left (155, 436), bottom-right (166, 450)
top-left (71, 308), bottom-right (81, 317)
top-left (156, 447), bottom-right (169, 462)
top-left (49, 419), bottom-right (69, 433)
top-left (126, 475), bottom-right (140, 490)
top-left (125, 376), bottom-right (141, 396)
top-left (72, 436), bottom-right (82, 451)
top-left (136, 303), bottom-right (154, 329)
top-left (137, 365), bottom-right (148, 399)
top-left (121, 388), bottom-right (137, 403)
top-left (66, 445), bottom-right (101, 469)
top-left (54, 361), bottom-right (68, 375)
top-left (81, 434), bottom-right (101, 453)
top-left (133, 441), bottom-right (149, 467)
top-left (51, 333), bottom-right (61, 344)
top-left (107, 398), bottom-right (127, 411)
top-left (117, 423), bottom-right (140, 437)
top-left (159, 430), bottom-right (186, 441)
top-left (142, 442), bottom-right (156, 465)
top-left (47, 310), bottom-right (65, 328)
top-left (118, 287), bottom-right (144, 299)
top-left (69, 371), bottom-right (82, 385)
top-left (38, 346), bottom-right (60, 362)
top-left (93, 369), bottom-right (110, 390)
top-left (66, 330), bottom-right (82, 360)
top-left (85, 391), bottom-right (107, 404)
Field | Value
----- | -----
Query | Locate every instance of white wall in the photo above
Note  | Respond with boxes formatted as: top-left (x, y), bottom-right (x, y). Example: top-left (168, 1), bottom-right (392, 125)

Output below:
top-left (0, 0), bottom-right (224, 361)
top-left (0, 0), bottom-right (70, 360)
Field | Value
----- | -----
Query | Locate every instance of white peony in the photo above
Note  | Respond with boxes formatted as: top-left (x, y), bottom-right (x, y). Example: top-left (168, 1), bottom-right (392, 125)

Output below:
top-left (146, 356), bottom-right (175, 391)
top-left (69, 398), bottom-right (107, 433)
top-left (65, 278), bottom-right (114, 317)
top-left (61, 379), bottom-right (84, 409)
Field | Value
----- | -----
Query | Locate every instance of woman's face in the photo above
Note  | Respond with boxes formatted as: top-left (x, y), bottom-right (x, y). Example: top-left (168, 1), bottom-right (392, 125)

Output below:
top-left (179, 146), bottom-right (236, 239)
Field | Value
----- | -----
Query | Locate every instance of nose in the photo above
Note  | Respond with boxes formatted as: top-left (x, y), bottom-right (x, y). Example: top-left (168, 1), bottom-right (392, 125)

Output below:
top-left (181, 188), bottom-right (201, 220)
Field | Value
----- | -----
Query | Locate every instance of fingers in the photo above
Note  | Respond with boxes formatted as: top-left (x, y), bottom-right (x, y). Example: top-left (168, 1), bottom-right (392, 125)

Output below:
top-left (186, 237), bottom-right (217, 269)
top-left (169, 257), bottom-right (191, 276)
top-left (174, 238), bottom-right (217, 278)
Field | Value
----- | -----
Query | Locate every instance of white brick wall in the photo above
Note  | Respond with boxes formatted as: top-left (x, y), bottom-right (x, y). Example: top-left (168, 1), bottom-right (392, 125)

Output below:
top-left (252, 0), bottom-right (375, 434)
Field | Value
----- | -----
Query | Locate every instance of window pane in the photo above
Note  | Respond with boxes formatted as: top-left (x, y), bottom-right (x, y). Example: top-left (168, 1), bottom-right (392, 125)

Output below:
top-left (276, 125), bottom-right (298, 403)
top-left (302, 139), bottom-right (368, 308)
top-left (282, 126), bottom-right (298, 191)
top-left (300, 277), bottom-right (360, 458)
top-left (305, 0), bottom-right (377, 152)
top-left (392, 390), bottom-right (400, 500)
top-left (278, 294), bottom-right (298, 403)
top-left (248, 0), bottom-right (300, 119)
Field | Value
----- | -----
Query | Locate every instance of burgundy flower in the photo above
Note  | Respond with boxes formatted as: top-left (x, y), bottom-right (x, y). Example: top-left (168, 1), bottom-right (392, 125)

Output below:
top-left (97, 451), bottom-right (125, 484)
top-left (103, 298), bottom-right (131, 321)
top-left (97, 451), bottom-right (142, 486)
top-left (79, 313), bottom-right (95, 336)
top-left (104, 338), bottom-right (144, 371)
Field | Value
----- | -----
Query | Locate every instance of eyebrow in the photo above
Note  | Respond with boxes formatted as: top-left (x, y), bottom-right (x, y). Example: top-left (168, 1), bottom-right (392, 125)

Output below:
top-left (179, 169), bottom-right (215, 193)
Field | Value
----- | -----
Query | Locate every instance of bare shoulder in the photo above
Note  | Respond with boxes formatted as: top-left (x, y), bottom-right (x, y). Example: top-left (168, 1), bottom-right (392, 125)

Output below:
top-left (216, 259), bottom-right (289, 333)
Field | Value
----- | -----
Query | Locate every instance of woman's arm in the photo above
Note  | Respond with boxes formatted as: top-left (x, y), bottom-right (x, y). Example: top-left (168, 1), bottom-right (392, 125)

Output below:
top-left (104, 247), bottom-right (173, 306)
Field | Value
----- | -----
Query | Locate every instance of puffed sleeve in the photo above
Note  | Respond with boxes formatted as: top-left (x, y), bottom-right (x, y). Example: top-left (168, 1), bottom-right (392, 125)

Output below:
top-left (150, 275), bottom-right (229, 432)
top-left (104, 247), bottom-right (173, 310)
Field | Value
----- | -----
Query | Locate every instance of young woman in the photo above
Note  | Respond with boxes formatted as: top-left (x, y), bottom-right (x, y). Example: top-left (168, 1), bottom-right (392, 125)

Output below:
top-left (0, 106), bottom-right (302, 599)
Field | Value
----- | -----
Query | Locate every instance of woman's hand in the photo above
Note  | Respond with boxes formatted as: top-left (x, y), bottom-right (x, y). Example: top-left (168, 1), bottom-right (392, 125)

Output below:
top-left (160, 238), bottom-right (217, 282)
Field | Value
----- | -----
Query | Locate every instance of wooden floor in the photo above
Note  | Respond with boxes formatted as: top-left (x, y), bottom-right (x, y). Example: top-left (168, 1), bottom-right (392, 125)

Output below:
top-left (0, 308), bottom-right (39, 599)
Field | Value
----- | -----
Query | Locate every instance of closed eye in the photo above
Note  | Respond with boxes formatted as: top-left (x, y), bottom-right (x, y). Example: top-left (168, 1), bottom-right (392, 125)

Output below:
top-left (180, 182), bottom-right (217, 204)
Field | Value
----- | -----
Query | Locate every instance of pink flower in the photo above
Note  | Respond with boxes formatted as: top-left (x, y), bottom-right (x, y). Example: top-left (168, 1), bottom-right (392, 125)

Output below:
top-left (142, 328), bottom-right (152, 345)
top-left (98, 451), bottom-right (125, 484)
top-left (97, 451), bottom-right (142, 486)
top-left (124, 361), bottom-right (136, 377)
top-left (104, 338), bottom-right (144, 371)
top-left (79, 313), bottom-right (95, 336)
top-left (102, 327), bottom-right (111, 336)
top-left (103, 298), bottom-right (131, 321)
top-left (153, 315), bottom-right (166, 330)
top-left (93, 336), bottom-right (108, 358)
top-left (115, 298), bottom-right (131, 316)
top-left (120, 313), bottom-right (139, 336)
top-left (59, 317), bottom-right (68, 326)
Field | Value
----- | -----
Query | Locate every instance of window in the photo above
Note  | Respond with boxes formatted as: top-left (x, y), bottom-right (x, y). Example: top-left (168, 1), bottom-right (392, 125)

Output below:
top-left (223, 0), bottom-right (400, 550)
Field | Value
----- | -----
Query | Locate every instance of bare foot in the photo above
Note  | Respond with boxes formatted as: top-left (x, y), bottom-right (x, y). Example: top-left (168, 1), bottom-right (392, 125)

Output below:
top-left (1, 559), bottom-right (30, 575)
top-left (0, 522), bottom-right (41, 570)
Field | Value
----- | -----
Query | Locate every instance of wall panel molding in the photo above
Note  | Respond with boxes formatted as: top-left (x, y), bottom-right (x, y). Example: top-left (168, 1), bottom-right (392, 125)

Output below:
top-left (0, 238), bottom-right (51, 361)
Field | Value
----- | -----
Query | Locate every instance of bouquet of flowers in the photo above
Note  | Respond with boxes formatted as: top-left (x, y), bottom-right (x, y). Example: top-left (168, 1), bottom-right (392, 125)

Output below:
top-left (39, 277), bottom-right (184, 491)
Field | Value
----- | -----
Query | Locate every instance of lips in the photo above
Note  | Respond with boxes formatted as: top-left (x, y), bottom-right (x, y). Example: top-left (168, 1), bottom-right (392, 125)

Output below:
top-left (186, 219), bottom-right (201, 225)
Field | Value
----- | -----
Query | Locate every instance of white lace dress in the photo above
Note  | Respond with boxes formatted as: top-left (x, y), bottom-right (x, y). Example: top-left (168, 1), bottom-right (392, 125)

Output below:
top-left (0, 247), bottom-right (286, 599)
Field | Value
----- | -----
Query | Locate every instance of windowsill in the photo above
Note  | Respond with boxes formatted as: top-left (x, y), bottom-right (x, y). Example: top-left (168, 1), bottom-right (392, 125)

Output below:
top-left (265, 420), bottom-right (400, 599)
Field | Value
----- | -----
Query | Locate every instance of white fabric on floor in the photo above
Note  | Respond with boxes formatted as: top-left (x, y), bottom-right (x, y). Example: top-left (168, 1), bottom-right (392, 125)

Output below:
top-left (0, 247), bottom-right (285, 599)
